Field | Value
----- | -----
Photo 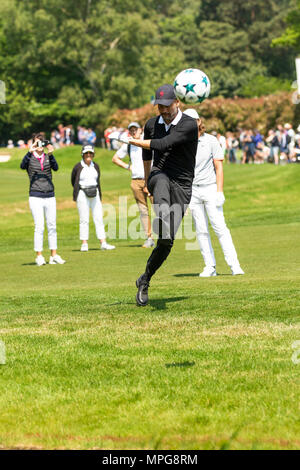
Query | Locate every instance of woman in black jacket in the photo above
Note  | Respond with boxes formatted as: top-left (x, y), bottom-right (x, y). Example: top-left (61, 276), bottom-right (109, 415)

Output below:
top-left (20, 133), bottom-right (66, 266)
top-left (71, 145), bottom-right (115, 252)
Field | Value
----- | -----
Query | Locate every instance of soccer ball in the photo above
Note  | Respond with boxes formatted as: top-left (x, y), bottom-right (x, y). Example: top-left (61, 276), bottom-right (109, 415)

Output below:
top-left (173, 68), bottom-right (211, 104)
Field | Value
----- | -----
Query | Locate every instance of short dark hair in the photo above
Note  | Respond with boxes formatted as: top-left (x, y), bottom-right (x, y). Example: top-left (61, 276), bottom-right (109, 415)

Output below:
top-left (32, 133), bottom-right (44, 142)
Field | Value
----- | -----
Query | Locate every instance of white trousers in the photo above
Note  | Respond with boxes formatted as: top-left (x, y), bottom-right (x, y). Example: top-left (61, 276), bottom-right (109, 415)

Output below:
top-left (76, 190), bottom-right (106, 241)
top-left (29, 196), bottom-right (57, 252)
top-left (189, 184), bottom-right (239, 268)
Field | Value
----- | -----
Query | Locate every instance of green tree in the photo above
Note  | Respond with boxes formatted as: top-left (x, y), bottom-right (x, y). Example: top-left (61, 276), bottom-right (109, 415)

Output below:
top-left (273, 0), bottom-right (300, 50)
top-left (0, 0), bottom-right (297, 142)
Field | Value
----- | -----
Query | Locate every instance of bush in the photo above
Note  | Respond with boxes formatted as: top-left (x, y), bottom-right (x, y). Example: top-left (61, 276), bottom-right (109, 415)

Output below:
top-left (107, 92), bottom-right (297, 135)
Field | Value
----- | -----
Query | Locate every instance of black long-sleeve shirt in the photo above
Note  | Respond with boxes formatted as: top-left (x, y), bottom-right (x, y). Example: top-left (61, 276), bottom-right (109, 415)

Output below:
top-left (142, 113), bottom-right (198, 188)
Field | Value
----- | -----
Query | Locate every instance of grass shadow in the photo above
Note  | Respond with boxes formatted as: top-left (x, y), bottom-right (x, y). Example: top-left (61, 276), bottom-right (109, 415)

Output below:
top-left (71, 248), bottom-right (101, 252)
top-left (149, 296), bottom-right (188, 310)
top-left (173, 273), bottom-right (199, 277)
top-left (165, 361), bottom-right (195, 368)
top-left (104, 301), bottom-right (136, 307)
top-left (122, 244), bottom-right (144, 248)
top-left (174, 273), bottom-right (232, 277)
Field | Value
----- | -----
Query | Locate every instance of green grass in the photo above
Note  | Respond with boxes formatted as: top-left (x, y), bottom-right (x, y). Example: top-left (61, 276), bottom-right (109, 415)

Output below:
top-left (0, 146), bottom-right (300, 450)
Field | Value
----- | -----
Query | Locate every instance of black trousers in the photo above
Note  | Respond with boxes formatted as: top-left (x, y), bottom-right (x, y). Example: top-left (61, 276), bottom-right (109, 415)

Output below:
top-left (145, 170), bottom-right (192, 279)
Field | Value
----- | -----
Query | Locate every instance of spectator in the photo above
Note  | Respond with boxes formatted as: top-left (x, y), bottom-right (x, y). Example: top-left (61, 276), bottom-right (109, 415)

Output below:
top-left (226, 132), bottom-right (239, 163)
top-left (7, 139), bottom-right (14, 148)
top-left (71, 145), bottom-right (115, 252)
top-left (295, 125), bottom-right (300, 142)
top-left (112, 122), bottom-right (154, 248)
top-left (284, 123), bottom-right (295, 157)
top-left (239, 128), bottom-right (247, 162)
top-left (50, 130), bottom-right (60, 149)
top-left (104, 127), bottom-right (113, 150)
top-left (253, 130), bottom-right (264, 164)
top-left (279, 128), bottom-right (291, 163)
top-left (185, 109), bottom-right (244, 277)
top-left (266, 129), bottom-right (280, 165)
top-left (77, 126), bottom-right (87, 145)
top-left (17, 140), bottom-right (27, 149)
top-left (20, 133), bottom-right (66, 266)
top-left (86, 128), bottom-right (97, 146)
top-left (293, 136), bottom-right (300, 163)
top-left (253, 129), bottom-right (263, 147)
top-left (242, 130), bottom-right (255, 164)
top-left (108, 127), bottom-right (128, 151)
top-left (65, 124), bottom-right (74, 146)
top-left (254, 141), bottom-right (269, 164)
top-left (57, 124), bottom-right (66, 147)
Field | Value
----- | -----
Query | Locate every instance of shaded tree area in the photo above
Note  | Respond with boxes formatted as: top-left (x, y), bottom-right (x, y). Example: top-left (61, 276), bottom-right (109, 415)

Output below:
top-left (0, 0), bottom-right (296, 141)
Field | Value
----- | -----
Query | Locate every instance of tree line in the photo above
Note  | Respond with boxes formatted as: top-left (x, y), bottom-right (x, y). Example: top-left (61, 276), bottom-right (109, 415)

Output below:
top-left (0, 0), bottom-right (297, 142)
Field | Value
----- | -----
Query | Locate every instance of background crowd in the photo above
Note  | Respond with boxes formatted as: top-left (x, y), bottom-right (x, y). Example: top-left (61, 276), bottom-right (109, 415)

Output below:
top-left (5, 122), bottom-right (300, 165)
top-left (227, 123), bottom-right (300, 164)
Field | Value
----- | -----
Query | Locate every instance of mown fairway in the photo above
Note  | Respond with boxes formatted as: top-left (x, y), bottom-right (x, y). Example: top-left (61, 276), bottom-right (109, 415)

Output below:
top-left (0, 147), bottom-right (300, 450)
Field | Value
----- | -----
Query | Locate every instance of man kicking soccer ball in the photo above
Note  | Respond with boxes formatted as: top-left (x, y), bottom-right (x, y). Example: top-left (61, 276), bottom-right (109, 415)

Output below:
top-left (125, 84), bottom-right (198, 306)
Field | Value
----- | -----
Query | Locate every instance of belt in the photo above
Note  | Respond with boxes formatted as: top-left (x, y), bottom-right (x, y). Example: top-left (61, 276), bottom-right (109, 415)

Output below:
top-left (193, 183), bottom-right (216, 187)
top-left (131, 178), bottom-right (145, 180)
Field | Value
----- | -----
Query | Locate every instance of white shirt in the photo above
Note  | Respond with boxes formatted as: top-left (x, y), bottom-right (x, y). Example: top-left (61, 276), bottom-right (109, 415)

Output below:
top-left (193, 133), bottom-right (224, 186)
top-left (79, 160), bottom-right (98, 187)
top-left (116, 142), bottom-right (145, 179)
top-left (158, 110), bottom-right (182, 132)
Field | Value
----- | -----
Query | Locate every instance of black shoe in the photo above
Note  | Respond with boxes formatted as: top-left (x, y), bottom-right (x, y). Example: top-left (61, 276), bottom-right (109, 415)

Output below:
top-left (152, 217), bottom-right (171, 240)
top-left (136, 274), bottom-right (150, 306)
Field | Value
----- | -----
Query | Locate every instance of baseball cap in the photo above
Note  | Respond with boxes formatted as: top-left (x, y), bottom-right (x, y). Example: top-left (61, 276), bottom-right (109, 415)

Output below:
top-left (183, 109), bottom-right (200, 120)
top-left (82, 144), bottom-right (95, 154)
top-left (154, 84), bottom-right (177, 106)
top-left (128, 122), bottom-right (141, 130)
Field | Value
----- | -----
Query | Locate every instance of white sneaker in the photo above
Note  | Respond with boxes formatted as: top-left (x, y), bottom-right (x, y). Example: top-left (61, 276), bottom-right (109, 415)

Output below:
top-left (49, 254), bottom-right (66, 265)
top-left (80, 243), bottom-right (88, 252)
top-left (199, 266), bottom-right (217, 277)
top-left (231, 265), bottom-right (245, 275)
top-left (142, 238), bottom-right (155, 248)
top-left (35, 255), bottom-right (46, 266)
top-left (101, 242), bottom-right (115, 250)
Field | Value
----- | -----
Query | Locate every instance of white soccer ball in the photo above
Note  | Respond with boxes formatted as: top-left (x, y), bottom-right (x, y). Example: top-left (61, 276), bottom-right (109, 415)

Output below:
top-left (174, 68), bottom-right (211, 104)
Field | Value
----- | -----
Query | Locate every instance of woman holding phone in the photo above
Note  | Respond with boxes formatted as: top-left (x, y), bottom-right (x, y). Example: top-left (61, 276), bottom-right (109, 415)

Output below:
top-left (20, 133), bottom-right (66, 266)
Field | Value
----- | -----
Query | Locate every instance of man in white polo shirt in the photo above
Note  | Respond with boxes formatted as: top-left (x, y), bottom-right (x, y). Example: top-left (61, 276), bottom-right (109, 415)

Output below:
top-left (112, 122), bottom-right (154, 248)
top-left (184, 109), bottom-right (244, 277)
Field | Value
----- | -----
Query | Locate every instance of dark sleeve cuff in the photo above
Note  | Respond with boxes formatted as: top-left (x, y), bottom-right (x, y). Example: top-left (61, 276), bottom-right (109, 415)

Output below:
top-left (49, 154), bottom-right (59, 170)
top-left (142, 148), bottom-right (152, 161)
top-left (150, 139), bottom-right (165, 151)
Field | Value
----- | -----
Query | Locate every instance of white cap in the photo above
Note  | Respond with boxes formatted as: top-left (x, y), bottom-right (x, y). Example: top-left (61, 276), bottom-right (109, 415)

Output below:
top-left (128, 122), bottom-right (141, 129)
top-left (183, 109), bottom-right (200, 120)
top-left (82, 144), bottom-right (95, 154)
